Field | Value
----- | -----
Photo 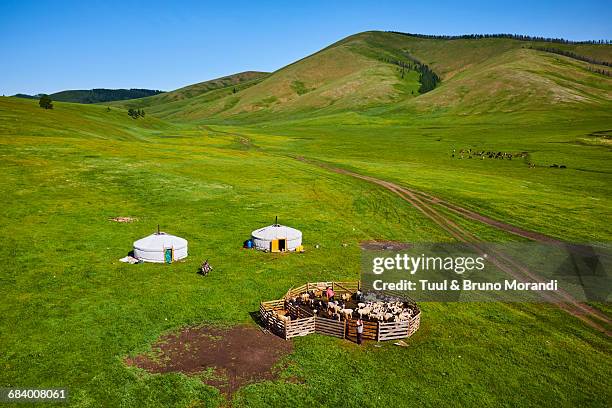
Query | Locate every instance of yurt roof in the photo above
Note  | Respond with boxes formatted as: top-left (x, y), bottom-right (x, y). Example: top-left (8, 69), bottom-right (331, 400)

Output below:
top-left (133, 232), bottom-right (187, 251)
top-left (251, 224), bottom-right (302, 241)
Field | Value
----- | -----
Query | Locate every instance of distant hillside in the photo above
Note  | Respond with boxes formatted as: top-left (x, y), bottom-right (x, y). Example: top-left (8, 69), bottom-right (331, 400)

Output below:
top-left (119, 31), bottom-right (609, 124)
top-left (12, 93), bottom-right (38, 99)
top-left (351, 32), bottom-right (612, 116)
top-left (52, 88), bottom-right (164, 104)
top-left (111, 45), bottom-right (417, 122)
top-left (109, 71), bottom-right (269, 112)
top-left (0, 96), bottom-right (173, 141)
top-left (14, 88), bottom-right (164, 104)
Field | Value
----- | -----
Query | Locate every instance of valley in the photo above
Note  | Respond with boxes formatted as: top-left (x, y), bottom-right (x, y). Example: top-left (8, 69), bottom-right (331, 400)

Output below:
top-left (1, 30), bottom-right (611, 407)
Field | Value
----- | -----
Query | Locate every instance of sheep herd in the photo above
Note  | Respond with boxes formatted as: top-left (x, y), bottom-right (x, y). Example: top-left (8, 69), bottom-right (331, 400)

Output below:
top-left (354, 300), bottom-right (417, 322)
top-left (274, 289), bottom-right (419, 324)
top-left (451, 148), bottom-right (528, 160)
top-left (450, 148), bottom-right (567, 169)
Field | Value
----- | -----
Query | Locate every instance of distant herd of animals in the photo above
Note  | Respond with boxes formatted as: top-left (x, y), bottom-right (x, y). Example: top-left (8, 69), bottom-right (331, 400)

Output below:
top-left (451, 148), bottom-right (566, 168)
top-left (451, 148), bottom-right (528, 160)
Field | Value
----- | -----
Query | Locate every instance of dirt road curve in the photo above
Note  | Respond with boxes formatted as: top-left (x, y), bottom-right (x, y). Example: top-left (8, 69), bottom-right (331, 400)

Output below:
top-left (296, 157), bottom-right (611, 336)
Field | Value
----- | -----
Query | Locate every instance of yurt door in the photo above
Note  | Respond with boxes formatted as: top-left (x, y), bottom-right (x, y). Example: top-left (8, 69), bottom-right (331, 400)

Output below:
top-left (164, 248), bottom-right (173, 263)
top-left (278, 239), bottom-right (286, 252)
top-left (270, 240), bottom-right (279, 253)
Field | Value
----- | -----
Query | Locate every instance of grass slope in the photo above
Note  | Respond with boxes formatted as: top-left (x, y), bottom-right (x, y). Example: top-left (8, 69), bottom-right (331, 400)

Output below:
top-left (396, 47), bottom-right (612, 115)
top-left (110, 71), bottom-right (269, 113)
top-left (0, 97), bottom-right (176, 141)
top-left (124, 31), bottom-right (611, 124)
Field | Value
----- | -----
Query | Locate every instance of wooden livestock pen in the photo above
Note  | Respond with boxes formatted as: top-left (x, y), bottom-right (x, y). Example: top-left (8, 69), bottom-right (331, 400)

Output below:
top-left (260, 281), bottom-right (421, 342)
top-left (259, 299), bottom-right (287, 338)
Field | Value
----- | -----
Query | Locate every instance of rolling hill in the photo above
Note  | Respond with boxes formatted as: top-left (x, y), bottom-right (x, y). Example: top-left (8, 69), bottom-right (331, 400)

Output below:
top-left (110, 71), bottom-right (269, 114)
top-left (109, 31), bottom-right (611, 124)
top-left (14, 88), bottom-right (164, 104)
top-left (0, 96), bottom-right (174, 141)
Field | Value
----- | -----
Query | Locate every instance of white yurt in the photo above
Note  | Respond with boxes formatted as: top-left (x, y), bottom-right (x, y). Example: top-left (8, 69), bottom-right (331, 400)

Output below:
top-left (251, 219), bottom-right (302, 252)
top-left (133, 230), bottom-right (188, 263)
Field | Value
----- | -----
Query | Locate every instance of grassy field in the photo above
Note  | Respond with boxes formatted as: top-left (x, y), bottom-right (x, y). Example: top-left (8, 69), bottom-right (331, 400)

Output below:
top-left (1, 95), bottom-right (611, 407)
top-left (221, 108), bottom-right (612, 243)
top-left (2, 29), bottom-right (612, 407)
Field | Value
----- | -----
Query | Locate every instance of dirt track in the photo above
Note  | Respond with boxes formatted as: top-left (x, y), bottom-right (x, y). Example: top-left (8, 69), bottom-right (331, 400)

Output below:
top-left (296, 156), bottom-right (611, 336)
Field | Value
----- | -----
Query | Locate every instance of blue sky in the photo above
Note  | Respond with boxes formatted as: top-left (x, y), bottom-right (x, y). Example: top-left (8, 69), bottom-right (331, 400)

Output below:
top-left (1, 0), bottom-right (610, 95)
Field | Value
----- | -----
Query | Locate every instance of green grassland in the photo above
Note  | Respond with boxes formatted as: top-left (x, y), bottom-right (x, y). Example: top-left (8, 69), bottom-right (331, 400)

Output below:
top-left (224, 109), bottom-right (612, 243)
top-left (1, 30), bottom-right (611, 407)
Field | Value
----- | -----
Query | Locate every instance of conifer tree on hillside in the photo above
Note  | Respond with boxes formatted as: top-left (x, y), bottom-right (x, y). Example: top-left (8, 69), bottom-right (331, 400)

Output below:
top-left (127, 108), bottom-right (146, 119)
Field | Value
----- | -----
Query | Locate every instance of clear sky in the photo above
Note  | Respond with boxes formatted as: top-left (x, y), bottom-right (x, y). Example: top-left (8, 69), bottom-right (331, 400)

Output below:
top-left (1, 0), bottom-right (610, 95)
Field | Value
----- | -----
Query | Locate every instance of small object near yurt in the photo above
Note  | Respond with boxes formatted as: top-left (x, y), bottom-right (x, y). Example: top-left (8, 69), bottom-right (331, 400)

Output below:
top-left (251, 217), bottom-right (302, 252)
top-left (133, 229), bottom-right (188, 263)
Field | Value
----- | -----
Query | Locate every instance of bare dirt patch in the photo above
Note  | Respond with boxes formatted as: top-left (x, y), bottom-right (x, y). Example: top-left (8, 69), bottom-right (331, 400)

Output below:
top-left (360, 240), bottom-right (412, 251)
top-left (125, 325), bottom-right (293, 395)
top-left (110, 216), bottom-right (138, 223)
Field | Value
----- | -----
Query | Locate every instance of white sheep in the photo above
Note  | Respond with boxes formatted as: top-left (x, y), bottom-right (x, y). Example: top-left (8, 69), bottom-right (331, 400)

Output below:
top-left (369, 312), bottom-right (383, 321)
top-left (340, 308), bottom-right (353, 321)
top-left (273, 310), bottom-right (292, 324)
top-left (277, 314), bottom-right (291, 323)
top-left (327, 302), bottom-right (341, 313)
top-left (399, 309), bottom-right (413, 320)
top-left (357, 307), bottom-right (371, 319)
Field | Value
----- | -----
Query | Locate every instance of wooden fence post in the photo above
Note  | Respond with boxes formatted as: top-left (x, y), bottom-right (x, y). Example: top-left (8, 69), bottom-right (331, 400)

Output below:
top-left (284, 320), bottom-right (287, 340)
